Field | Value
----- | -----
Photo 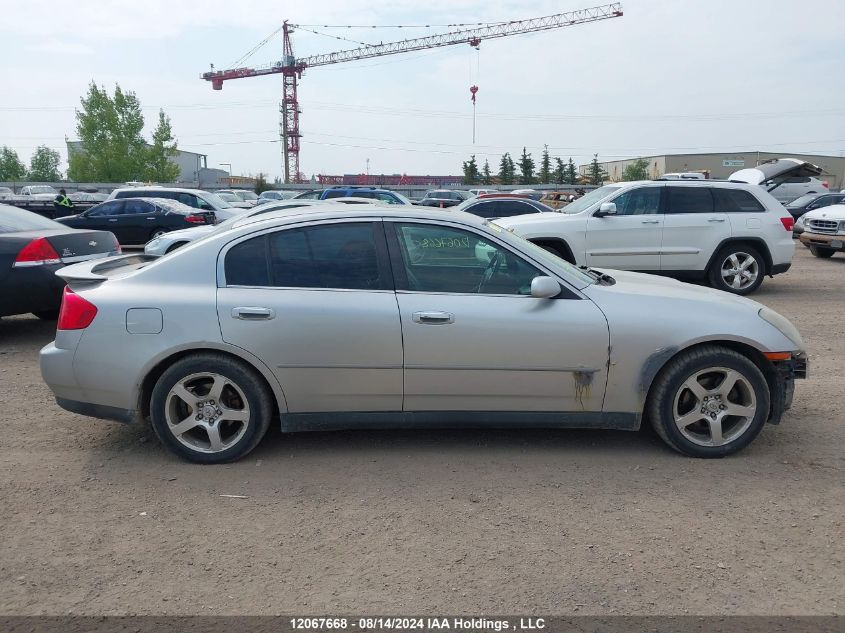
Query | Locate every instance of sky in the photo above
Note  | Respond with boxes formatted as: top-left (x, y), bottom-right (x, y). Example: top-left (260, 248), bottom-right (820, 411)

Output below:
top-left (2, 0), bottom-right (844, 180)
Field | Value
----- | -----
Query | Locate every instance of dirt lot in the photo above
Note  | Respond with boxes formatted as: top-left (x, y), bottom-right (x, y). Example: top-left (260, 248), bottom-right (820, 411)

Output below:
top-left (0, 247), bottom-right (842, 616)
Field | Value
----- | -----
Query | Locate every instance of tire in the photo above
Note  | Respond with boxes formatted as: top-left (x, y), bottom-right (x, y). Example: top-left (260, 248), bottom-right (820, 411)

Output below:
top-left (150, 228), bottom-right (169, 240)
top-left (809, 246), bottom-right (835, 259)
top-left (149, 353), bottom-right (273, 463)
top-left (708, 244), bottom-right (765, 295)
top-left (165, 241), bottom-right (187, 254)
top-left (647, 346), bottom-right (770, 458)
top-left (32, 309), bottom-right (60, 320)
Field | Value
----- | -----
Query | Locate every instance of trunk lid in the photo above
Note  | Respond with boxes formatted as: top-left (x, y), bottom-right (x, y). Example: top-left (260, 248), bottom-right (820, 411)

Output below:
top-left (27, 229), bottom-right (121, 262)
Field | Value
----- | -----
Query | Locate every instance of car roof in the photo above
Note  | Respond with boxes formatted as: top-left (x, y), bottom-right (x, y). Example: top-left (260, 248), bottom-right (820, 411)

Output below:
top-left (113, 186), bottom-right (208, 195)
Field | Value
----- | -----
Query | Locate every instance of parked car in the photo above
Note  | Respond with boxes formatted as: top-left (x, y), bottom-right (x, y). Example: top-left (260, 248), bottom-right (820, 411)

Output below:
top-left (784, 192), bottom-right (845, 220)
top-left (107, 187), bottom-right (239, 222)
top-left (511, 189), bottom-right (545, 201)
top-left (41, 204), bottom-right (807, 463)
top-left (468, 188), bottom-right (498, 196)
top-left (56, 198), bottom-right (215, 246)
top-left (215, 191), bottom-right (253, 209)
top-left (417, 190), bottom-right (471, 207)
top-left (454, 196), bottom-right (554, 219)
top-left (730, 158), bottom-right (826, 205)
top-left (144, 200), bottom-right (328, 256)
top-left (19, 185), bottom-right (58, 200)
top-left (539, 191), bottom-right (577, 209)
top-left (258, 190), bottom-right (295, 203)
top-left (0, 204), bottom-right (120, 319)
top-left (798, 204), bottom-right (845, 258)
top-left (495, 179), bottom-right (796, 295)
top-left (68, 192), bottom-right (109, 203)
top-left (660, 172), bottom-right (706, 180)
top-left (317, 187), bottom-right (412, 205)
top-left (0, 187), bottom-right (14, 200)
top-left (217, 189), bottom-right (260, 207)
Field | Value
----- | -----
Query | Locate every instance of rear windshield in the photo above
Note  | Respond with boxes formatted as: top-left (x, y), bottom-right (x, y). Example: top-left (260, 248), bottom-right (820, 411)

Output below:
top-left (786, 194), bottom-right (820, 208)
top-left (0, 205), bottom-right (65, 233)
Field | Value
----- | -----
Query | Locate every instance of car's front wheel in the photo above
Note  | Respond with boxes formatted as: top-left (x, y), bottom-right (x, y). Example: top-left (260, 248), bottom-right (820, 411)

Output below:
top-left (809, 246), bottom-right (835, 258)
top-left (708, 245), bottom-right (765, 295)
top-left (647, 346), bottom-right (770, 458)
top-left (150, 354), bottom-right (273, 463)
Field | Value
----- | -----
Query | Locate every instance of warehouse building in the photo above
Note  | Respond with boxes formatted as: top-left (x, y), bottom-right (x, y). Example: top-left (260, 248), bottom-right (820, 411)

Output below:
top-left (582, 152), bottom-right (845, 189)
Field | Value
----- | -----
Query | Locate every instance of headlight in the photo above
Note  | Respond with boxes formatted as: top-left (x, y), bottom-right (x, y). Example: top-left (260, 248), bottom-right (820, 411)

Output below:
top-left (759, 307), bottom-right (804, 349)
top-left (146, 238), bottom-right (160, 249)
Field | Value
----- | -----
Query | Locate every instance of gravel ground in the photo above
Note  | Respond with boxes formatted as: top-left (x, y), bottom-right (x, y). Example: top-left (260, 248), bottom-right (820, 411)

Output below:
top-left (0, 247), bottom-right (842, 616)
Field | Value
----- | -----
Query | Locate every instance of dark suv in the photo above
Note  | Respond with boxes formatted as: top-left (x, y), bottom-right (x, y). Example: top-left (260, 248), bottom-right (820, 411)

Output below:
top-left (295, 187), bottom-right (410, 205)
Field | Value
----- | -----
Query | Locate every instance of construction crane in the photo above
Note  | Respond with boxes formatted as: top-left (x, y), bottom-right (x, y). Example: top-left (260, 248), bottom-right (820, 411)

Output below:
top-left (202, 3), bottom-right (623, 183)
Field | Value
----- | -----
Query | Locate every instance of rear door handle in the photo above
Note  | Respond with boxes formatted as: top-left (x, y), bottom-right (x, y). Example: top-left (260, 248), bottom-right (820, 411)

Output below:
top-left (708, 218), bottom-right (726, 222)
top-left (108, 218), bottom-right (118, 222)
top-left (232, 307), bottom-right (275, 320)
top-left (412, 311), bottom-right (454, 325)
top-left (641, 219), bottom-right (660, 224)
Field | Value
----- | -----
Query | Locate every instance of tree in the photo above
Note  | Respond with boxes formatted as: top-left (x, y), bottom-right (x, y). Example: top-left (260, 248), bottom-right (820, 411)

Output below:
top-left (462, 155), bottom-right (480, 185)
top-left (481, 159), bottom-right (492, 185)
top-left (27, 146), bottom-right (62, 181)
top-left (588, 154), bottom-right (608, 185)
top-left (254, 172), bottom-right (272, 194)
top-left (497, 153), bottom-right (514, 185)
top-left (0, 146), bottom-right (27, 181)
top-left (622, 157), bottom-right (650, 181)
top-left (565, 157), bottom-right (578, 184)
top-left (144, 110), bottom-right (181, 183)
top-left (553, 157), bottom-right (565, 184)
top-left (69, 82), bottom-right (147, 182)
top-left (518, 147), bottom-right (535, 185)
top-left (538, 145), bottom-right (552, 184)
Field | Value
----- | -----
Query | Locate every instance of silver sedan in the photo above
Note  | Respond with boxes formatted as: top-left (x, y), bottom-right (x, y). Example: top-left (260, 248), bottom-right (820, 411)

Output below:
top-left (41, 205), bottom-right (807, 463)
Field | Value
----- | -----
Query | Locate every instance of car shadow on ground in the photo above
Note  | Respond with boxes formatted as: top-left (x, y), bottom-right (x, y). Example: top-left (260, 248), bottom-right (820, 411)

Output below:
top-left (0, 314), bottom-right (57, 345)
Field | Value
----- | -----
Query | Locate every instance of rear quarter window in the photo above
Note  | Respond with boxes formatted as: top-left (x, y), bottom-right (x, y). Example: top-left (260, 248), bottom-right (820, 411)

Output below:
top-left (713, 188), bottom-right (766, 213)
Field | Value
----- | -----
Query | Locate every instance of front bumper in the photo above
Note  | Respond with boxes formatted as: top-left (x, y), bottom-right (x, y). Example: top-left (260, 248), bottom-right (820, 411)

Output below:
top-left (767, 352), bottom-right (807, 425)
top-left (800, 231), bottom-right (845, 251)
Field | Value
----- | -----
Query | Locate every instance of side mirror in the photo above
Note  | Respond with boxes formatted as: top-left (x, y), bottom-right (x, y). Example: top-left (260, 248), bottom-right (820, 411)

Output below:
top-left (594, 202), bottom-right (617, 218)
top-left (530, 276), bottom-right (561, 299)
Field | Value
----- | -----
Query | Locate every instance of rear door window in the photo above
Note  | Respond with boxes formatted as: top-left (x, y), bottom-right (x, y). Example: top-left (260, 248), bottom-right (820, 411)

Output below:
top-left (713, 188), bottom-right (766, 213)
top-left (666, 187), bottom-right (714, 214)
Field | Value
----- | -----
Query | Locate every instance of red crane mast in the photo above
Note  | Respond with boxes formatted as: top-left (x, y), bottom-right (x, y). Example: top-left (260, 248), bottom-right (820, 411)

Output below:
top-left (202, 3), bottom-right (623, 182)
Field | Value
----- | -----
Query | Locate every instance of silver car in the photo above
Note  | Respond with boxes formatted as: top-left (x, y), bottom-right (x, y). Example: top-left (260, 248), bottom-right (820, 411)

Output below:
top-left (40, 206), bottom-right (807, 463)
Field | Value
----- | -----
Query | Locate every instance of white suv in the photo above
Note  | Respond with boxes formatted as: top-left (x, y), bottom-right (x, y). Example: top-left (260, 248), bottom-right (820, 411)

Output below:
top-left (495, 180), bottom-right (795, 295)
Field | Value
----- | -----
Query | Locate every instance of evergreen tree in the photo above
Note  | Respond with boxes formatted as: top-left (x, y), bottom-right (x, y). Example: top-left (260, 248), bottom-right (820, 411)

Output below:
top-left (462, 155), bottom-right (480, 185)
top-left (0, 146), bottom-right (27, 181)
top-left (565, 157), bottom-right (578, 184)
top-left (481, 159), bottom-right (492, 185)
top-left (538, 145), bottom-right (552, 184)
top-left (144, 110), bottom-right (181, 183)
top-left (588, 154), bottom-right (608, 185)
top-left (553, 157), bottom-right (565, 184)
top-left (507, 155), bottom-right (516, 183)
top-left (518, 147), bottom-right (535, 185)
top-left (497, 153), bottom-right (514, 185)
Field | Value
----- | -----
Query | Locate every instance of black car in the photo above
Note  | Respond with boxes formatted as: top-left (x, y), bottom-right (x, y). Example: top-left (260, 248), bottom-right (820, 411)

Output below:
top-left (416, 190), bottom-right (471, 208)
top-left (55, 198), bottom-right (215, 245)
top-left (785, 192), bottom-right (845, 220)
top-left (0, 204), bottom-right (120, 319)
top-left (455, 197), bottom-right (554, 219)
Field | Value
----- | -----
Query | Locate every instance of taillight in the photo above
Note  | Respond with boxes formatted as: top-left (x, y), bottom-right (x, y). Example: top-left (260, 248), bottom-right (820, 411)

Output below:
top-left (780, 217), bottom-right (795, 231)
top-left (822, 181), bottom-right (829, 189)
top-left (186, 214), bottom-right (208, 224)
top-left (13, 237), bottom-right (61, 267)
top-left (57, 287), bottom-right (98, 330)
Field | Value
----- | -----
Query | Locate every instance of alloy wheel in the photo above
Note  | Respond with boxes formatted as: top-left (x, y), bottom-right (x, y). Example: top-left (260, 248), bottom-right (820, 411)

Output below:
top-left (720, 252), bottom-right (759, 291)
top-left (164, 372), bottom-right (250, 453)
top-left (672, 366), bottom-right (757, 447)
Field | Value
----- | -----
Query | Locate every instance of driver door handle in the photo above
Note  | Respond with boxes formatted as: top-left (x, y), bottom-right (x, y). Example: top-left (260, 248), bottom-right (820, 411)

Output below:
top-left (232, 307), bottom-right (275, 320)
top-left (708, 217), bottom-right (726, 222)
top-left (412, 311), bottom-right (454, 325)
top-left (640, 219), bottom-right (660, 224)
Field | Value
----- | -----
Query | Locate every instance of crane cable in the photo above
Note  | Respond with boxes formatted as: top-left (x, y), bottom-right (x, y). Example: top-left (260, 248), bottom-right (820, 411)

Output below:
top-left (229, 24), bottom-right (286, 68)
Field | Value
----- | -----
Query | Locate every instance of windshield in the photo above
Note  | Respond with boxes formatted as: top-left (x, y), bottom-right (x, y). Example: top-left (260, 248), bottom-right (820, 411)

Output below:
top-left (0, 204), bottom-right (65, 232)
top-left (203, 192), bottom-right (232, 209)
top-left (31, 186), bottom-right (57, 195)
top-left (392, 192), bottom-right (413, 205)
top-left (217, 192), bottom-right (238, 202)
top-left (786, 193), bottom-right (820, 208)
top-left (561, 185), bottom-right (621, 214)
top-left (235, 191), bottom-right (258, 201)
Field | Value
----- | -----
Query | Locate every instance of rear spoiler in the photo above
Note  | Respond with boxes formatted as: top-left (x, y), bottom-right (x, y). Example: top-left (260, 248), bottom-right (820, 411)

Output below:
top-left (56, 254), bottom-right (158, 286)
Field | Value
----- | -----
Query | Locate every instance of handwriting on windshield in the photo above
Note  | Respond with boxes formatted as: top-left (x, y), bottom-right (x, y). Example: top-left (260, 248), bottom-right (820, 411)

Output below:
top-left (419, 236), bottom-right (472, 249)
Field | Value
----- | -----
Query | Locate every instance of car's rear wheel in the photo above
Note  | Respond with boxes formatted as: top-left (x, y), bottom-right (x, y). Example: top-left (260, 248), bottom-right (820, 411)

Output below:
top-left (150, 354), bottom-right (273, 463)
top-left (151, 228), bottom-right (169, 240)
top-left (809, 246), bottom-right (835, 258)
top-left (708, 245), bottom-right (764, 295)
top-left (647, 346), bottom-right (770, 458)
